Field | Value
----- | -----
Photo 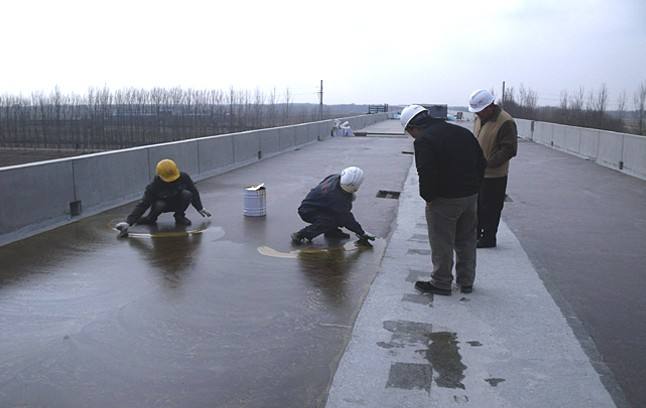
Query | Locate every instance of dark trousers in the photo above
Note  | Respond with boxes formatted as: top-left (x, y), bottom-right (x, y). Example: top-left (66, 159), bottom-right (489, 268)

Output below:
top-left (478, 176), bottom-right (507, 242)
top-left (297, 209), bottom-right (343, 240)
top-left (426, 194), bottom-right (478, 290)
top-left (147, 190), bottom-right (193, 221)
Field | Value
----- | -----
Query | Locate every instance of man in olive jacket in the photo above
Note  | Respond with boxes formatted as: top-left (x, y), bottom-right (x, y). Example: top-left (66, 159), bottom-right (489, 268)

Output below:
top-left (469, 89), bottom-right (518, 248)
top-left (401, 104), bottom-right (486, 296)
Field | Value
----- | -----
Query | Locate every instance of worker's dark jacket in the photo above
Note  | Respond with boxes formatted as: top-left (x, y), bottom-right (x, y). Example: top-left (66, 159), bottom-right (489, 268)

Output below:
top-left (414, 119), bottom-right (487, 202)
top-left (126, 172), bottom-right (203, 225)
top-left (298, 174), bottom-right (365, 235)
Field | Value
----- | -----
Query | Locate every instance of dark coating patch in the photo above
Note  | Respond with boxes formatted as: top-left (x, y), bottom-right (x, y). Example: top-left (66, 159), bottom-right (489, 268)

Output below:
top-left (454, 395), bottom-right (470, 403)
top-left (466, 341), bottom-right (482, 347)
top-left (406, 269), bottom-right (430, 283)
top-left (386, 362), bottom-right (432, 393)
top-left (459, 297), bottom-right (471, 302)
top-left (417, 332), bottom-right (467, 389)
top-left (377, 341), bottom-right (401, 349)
top-left (485, 378), bottom-right (506, 387)
top-left (407, 233), bottom-right (429, 242)
top-left (382, 320), bottom-right (434, 346)
top-left (402, 293), bottom-right (433, 306)
top-left (380, 321), bottom-right (467, 390)
top-left (407, 248), bottom-right (431, 256)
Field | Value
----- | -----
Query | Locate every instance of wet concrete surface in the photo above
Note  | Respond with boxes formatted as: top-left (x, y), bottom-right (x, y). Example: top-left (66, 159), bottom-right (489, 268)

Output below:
top-left (503, 141), bottom-right (646, 408)
top-left (0, 135), bottom-right (412, 407)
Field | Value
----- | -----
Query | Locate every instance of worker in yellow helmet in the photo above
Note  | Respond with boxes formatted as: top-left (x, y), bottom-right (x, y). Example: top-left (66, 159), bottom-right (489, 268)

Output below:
top-left (116, 159), bottom-right (211, 236)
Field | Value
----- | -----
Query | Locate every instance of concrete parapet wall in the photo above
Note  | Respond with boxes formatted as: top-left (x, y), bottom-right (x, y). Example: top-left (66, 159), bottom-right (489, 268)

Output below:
top-left (527, 120), bottom-right (646, 181)
top-left (0, 113), bottom-right (387, 245)
top-left (515, 119), bottom-right (533, 140)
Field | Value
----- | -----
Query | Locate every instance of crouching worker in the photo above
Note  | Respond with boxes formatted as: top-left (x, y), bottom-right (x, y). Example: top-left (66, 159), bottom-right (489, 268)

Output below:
top-left (291, 166), bottom-right (375, 246)
top-left (116, 159), bottom-right (211, 237)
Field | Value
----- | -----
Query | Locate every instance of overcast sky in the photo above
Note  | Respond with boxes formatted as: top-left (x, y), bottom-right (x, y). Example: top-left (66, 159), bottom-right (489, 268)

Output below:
top-left (1, 0), bottom-right (644, 107)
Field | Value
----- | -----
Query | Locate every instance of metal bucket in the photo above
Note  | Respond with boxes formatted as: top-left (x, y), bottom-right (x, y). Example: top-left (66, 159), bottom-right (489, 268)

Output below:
top-left (243, 183), bottom-right (266, 217)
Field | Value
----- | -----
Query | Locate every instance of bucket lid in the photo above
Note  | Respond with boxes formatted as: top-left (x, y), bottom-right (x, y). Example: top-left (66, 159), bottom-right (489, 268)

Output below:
top-left (245, 183), bottom-right (265, 191)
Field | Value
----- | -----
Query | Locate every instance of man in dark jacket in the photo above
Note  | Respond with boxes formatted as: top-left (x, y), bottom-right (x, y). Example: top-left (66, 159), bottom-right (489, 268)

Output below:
top-left (291, 166), bottom-right (375, 246)
top-left (116, 159), bottom-right (211, 237)
top-left (401, 105), bottom-right (487, 295)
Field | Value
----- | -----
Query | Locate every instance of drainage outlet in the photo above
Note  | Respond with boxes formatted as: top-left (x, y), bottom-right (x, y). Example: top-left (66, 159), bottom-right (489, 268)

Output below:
top-left (377, 190), bottom-right (401, 199)
top-left (70, 200), bottom-right (82, 216)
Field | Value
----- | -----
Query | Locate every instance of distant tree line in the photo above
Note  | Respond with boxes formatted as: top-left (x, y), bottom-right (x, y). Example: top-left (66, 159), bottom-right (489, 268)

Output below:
top-left (0, 87), bottom-right (364, 150)
top-left (501, 82), bottom-right (646, 135)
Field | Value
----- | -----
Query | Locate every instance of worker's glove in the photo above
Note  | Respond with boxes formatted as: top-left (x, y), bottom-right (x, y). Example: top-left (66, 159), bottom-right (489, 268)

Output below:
top-left (115, 222), bottom-right (129, 238)
top-left (198, 209), bottom-right (212, 218)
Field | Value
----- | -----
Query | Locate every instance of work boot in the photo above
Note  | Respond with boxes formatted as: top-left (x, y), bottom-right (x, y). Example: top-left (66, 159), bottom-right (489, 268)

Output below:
top-left (291, 232), bottom-right (311, 245)
top-left (174, 215), bottom-right (192, 226)
top-left (414, 281), bottom-right (452, 296)
top-left (137, 216), bottom-right (157, 225)
top-left (324, 228), bottom-right (351, 239)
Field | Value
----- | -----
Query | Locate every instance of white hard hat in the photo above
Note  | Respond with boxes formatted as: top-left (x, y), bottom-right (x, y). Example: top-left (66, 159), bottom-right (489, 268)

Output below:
top-left (340, 166), bottom-right (364, 193)
top-left (468, 89), bottom-right (495, 113)
top-left (400, 104), bottom-right (429, 129)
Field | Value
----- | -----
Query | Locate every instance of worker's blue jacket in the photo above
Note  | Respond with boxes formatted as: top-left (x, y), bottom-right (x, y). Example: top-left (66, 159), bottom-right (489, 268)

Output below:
top-left (298, 174), bottom-right (364, 235)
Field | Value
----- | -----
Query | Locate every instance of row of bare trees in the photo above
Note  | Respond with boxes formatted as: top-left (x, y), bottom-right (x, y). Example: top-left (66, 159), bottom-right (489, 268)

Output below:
top-left (0, 87), bottom-right (340, 150)
top-left (501, 82), bottom-right (646, 135)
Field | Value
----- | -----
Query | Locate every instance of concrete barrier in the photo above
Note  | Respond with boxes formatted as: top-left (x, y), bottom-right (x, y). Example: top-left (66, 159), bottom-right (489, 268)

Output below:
top-left (579, 127), bottom-right (600, 159)
top-left (0, 160), bottom-right (75, 235)
top-left (197, 135), bottom-right (235, 177)
top-left (622, 134), bottom-right (646, 179)
top-left (596, 131), bottom-right (624, 170)
top-left (0, 113), bottom-right (387, 245)
top-left (516, 119), bottom-right (533, 140)
top-left (526, 120), bottom-right (646, 181)
top-left (72, 149), bottom-right (150, 212)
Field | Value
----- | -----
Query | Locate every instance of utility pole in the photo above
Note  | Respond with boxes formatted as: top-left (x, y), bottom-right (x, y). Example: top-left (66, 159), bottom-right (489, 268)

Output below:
top-left (318, 80), bottom-right (323, 120)
top-left (501, 81), bottom-right (506, 108)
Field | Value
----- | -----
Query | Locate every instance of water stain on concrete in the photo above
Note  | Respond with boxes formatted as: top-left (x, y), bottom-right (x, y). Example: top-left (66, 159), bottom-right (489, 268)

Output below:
top-left (484, 378), bottom-right (506, 387)
top-left (418, 332), bottom-right (467, 390)
top-left (386, 362), bottom-right (432, 393)
top-left (379, 320), bottom-right (467, 391)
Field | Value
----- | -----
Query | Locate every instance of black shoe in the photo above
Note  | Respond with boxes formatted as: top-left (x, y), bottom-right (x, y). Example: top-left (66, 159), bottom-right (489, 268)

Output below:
top-left (291, 232), bottom-right (311, 245)
top-left (414, 281), bottom-right (452, 296)
top-left (174, 215), bottom-right (192, 226)
top-left (460, 285), bottom-right (473, 294)
top-left (137, 216), bottom-right (157, 225)
top-left (324, 229), bottom-right (351, 239)
top-left (477, 239), bottom-right (496, 248)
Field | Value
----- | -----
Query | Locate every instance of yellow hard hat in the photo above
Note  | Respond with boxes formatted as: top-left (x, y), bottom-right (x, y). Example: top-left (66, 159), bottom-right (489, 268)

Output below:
top-left (156, 159), bottom-right (180, 182)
